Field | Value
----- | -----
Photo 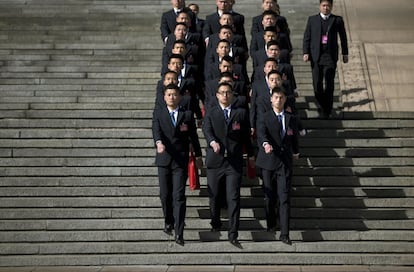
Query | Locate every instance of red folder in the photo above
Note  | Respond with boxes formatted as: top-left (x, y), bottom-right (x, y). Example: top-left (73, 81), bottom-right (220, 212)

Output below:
top-left (188, 149), bottom-right (200, 190)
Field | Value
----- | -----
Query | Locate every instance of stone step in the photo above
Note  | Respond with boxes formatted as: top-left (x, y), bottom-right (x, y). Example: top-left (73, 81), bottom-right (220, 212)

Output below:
top-left (2, 137), bottom-right (412, 149)
top-left (1, 241), bottom-right (412, 255)
top-left (1, 230), bottom-right (413, 242)
top-left (0, 127), bottom-right (412, 139)
top-left (1, 176), bottom-right (412, 188)
top-left (0, 157), bottom-right (413, 169)
top-left (1, 185), bottom-right (413, 198)
top-left (1, 218), bottom-right (413, 231)
top-left (0, 253), bottom-right (412, 266)
top-left (1, 207), bottom-right (413, 220)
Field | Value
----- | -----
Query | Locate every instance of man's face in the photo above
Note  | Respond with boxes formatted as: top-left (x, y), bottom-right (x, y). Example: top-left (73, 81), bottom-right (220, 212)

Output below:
top-left (216, 85), bottom-right (233, 107)
top-left (263, 31), bottom-right (277, 43)
top-left (163, 73), bottom-right (178, 86)
top-left (270, 91), bottom-right (286, 112)
top-left (262, 14), bottom-right (276, 27)
top-left (219, 14), bottom-right (233, 26)
top-left (168, 58), bottom-right (183, 73)
top-left (216, 0), bottom-right (231, 12)
top-left (171, 0), bottom-right (185, 9)
top-left (266, 45), bottom-right (280, 58)
top-left (176, 13), bottom-right (190, 27)
top-left (268, 73), bottom-right (282, 89)
top-left (216, 42), bottom-right (230, 57)
top-left (219, 28), bottom-right (233, 41)
top-left (319, 1), bottom-right (332, 15)
top-left (164, 88), bottom-right (181, 108)
top-left (219, 60), bottom-right (233, 73)
top-left (174, 25), bottom-right (187, 39)
top-left (188, 4), bottom-right (198, 15)
top-left (264, 61), bottom-right (277, 75)
top-left (262, 0), bottom-right (277, 11)
top-left (172, 43), bottom-right (186, 56)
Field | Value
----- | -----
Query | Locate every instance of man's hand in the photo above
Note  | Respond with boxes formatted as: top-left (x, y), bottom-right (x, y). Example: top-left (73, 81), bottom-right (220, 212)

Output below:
top-left (195, 157), bottom-right (203, 169)
top-left (210, 141), bottom-right (220, 154)
top-left (292, 153), bottom-right (300, 160)
top-left (343, 55), bottom-right (349, 63)
top-left (264, 143), bottom-right (273, 154)
top-left (303, 54), bottom-right (309, 62)
top-left (156, 142), bottom-right (165, 154)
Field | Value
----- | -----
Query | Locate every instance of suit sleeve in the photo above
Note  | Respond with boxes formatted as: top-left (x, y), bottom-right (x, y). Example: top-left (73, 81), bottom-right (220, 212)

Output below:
top-left (188, 113), bottom-right (202, 157)
top-left (337, 16), bottom-right (348, 56)
top-left (302, 16), bottom-right (312, 55)
top-left (202, 111), bottom-right (216, 146)
top-left (152, 108), bottom-right (162, 146)
top-left (160, 13), bottom-right (169, 42)
top-left (256, 112), bottom-right (270, 148)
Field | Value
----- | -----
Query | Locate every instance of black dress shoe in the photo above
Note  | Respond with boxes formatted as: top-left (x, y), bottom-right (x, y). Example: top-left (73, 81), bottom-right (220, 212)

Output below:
top-left (163, 224), bottom-right (173, 236)
top-left (211, 227), bottom-right (220, 232)
top-left (280, 235), bottom-right (292, 245)
top-left (229, 239), bottom-right (242, 249)
top-left (266, 226), bottom-right (276, 233)
top-left (175, 235), bottom-right (184, 246)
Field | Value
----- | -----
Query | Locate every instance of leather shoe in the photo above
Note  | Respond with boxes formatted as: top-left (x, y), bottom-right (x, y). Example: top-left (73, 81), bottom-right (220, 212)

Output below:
top-left (211, 227), bottom-right (220, 232)
top-left (175, 235), bottom-right (184, 246)
top-left (266, 226), bottom-right (276, 233)
top-left (280, 235), bottom-right (292, 245)
top-left (229, 239), bottom-right (242, 249)
top-left (163, 224), bottom-right (173, 236)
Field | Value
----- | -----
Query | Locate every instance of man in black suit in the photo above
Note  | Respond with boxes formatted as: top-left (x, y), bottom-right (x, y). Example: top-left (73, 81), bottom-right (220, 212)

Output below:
top-left (202, 82), bottom-right (254, 248)
top-left (255, 86), bottom-right (300, 245)
top-left (251, 0), bottom-right (289, 36)
top-left (202, 0), bottom-right (245, 42)
top-left (152, 84), bottom-right (203, 246)
top-left (188, 3), bottom-right (205, 35)
top-left (303, 0), bottom-right (348, 118)
top-left (160, 0), bottom-right (187, 44)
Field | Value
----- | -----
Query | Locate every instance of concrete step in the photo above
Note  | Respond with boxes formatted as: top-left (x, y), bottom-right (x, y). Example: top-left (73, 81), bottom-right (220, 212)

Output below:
top-left (1, 230), bottom-right (413, 242)
top-left (1, 207), bottom-right (413, 220)
top-left (0, 253), bottom-right (412, 266)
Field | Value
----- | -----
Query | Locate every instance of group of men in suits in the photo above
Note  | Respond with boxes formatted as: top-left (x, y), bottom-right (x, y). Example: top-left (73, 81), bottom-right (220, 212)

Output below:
top-left (153, 0), bottom-right (348, 247)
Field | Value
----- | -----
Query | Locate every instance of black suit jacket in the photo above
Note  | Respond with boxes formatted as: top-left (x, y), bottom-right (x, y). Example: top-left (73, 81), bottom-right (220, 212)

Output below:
top-left (251, 14), bottom-right (289, 36)
top-left (160, 9), bottom-right (178, 42)
top-left (203, 11), bottom-right (245, 39)
top-left (202, 105), bottom-right (253, 171)
top-left (152, 106), bottom-right (202, 168)
top-left (303, 14), bottom-right (348, 63)
top-left (249, 78), bottom-right (269, 129)
top-left (255, 111), bottom-right (299, 171)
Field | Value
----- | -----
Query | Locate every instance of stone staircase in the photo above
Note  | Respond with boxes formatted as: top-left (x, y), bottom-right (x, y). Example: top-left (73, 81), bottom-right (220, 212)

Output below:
top-left (0, 0), bottom-right (413, 267)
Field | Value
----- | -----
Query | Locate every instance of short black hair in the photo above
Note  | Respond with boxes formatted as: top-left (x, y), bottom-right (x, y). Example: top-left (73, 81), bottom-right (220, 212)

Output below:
top-left (163, 83), bottom-right (180, 94)
top-left (267, 69), bottom-right (282, 78)
top-left (169, 54), bottom-right (184, 63)
top-left (266, 40), bottom-right (280, 48)
top-left (220, 55), bottom-right (234, 63)
top-left (217, 82), bottom-right (233, 93)
top-left (271, 86), bottom-right (287, 96)
top-left (320, 0), bottom-right (333, 4)
top-left (262, 10), bottom-right (278, 18)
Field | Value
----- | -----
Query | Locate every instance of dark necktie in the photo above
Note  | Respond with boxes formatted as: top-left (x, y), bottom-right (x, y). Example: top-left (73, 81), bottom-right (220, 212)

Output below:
top-left (170, 111), bottom-right (176, 127)
top-left (223, 108), bottom-right (229, 124)
top-left (278, 114), bottom-right (284, 138)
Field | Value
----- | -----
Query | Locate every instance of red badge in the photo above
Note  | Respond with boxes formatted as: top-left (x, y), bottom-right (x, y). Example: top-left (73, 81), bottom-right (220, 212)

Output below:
top-left (232, 121), bottom-right (241, 130)
top-left (180, 123), bottom-right (188, 132)
top-left (287, 129), bottom-right (293, 136)
top-left (322, 34), bottom-right (328, 44)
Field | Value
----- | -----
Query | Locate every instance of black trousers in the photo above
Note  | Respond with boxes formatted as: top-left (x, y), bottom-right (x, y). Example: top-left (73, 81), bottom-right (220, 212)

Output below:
top-left (207, 159), bottom-right (242, 241)
top-left (311, 57), bottom-right (337, 115)
top-left (158, 162), bottom-right (187, 237)
top-left (262, 164), bottom-right (292, 236)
